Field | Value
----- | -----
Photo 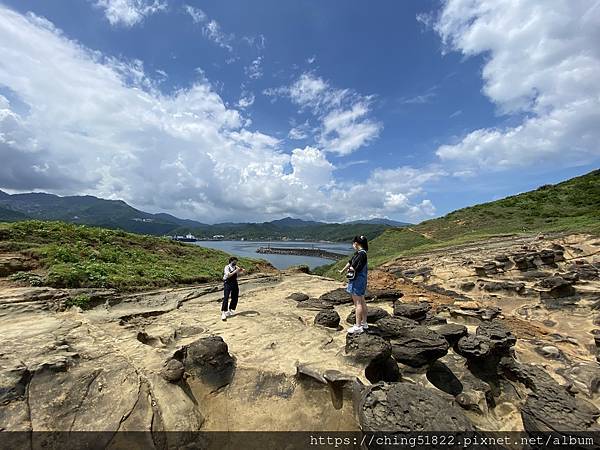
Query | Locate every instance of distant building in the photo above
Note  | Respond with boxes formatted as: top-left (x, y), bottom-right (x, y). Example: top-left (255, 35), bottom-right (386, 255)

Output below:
top-left (212, 234), bottom-right (225, 240)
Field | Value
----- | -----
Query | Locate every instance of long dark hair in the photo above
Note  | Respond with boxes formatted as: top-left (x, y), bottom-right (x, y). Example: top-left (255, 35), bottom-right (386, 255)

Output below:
top-left (353, 235), bottom-right (369, 251)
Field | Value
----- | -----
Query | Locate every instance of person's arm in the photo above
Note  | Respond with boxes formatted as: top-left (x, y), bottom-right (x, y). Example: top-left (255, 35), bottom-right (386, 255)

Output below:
top-left (338, 261), bottom-right (351, 273)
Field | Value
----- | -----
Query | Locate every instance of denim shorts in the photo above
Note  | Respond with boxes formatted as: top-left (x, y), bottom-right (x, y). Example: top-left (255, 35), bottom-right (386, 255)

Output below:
top-left (346, 274), bottom-right (367, 296)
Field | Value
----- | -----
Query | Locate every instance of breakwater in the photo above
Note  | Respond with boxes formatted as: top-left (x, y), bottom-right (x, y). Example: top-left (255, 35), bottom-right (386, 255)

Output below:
top-left (256, 246), bottom-right (348, 260)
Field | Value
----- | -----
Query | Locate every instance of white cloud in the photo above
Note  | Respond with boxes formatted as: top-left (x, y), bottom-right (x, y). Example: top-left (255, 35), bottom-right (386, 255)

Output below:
top-left (237, 91), bottom-right (255, 109)
top-left (95, 0), bottom-right (166, 27)
top-left (431, 0), bottom-right (600, 170)
top-left (266, 73), bottom-right (382, 155)
top-left (184, 5), bottom-right (234, 52)
top-left (183, 4), bottom-right (206, 24)
top-left (288, 120), bottom-right (311, 140)
top-left (244, 56), bottom-right (263, 80)
top-left (0, 6), bottom-right (436, 223)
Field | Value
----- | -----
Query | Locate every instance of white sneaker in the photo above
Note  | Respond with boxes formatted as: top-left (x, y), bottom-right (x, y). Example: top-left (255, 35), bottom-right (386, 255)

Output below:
top-left (221, 312), bottom-right (227, 321)
top-left (347, 325), bottom-right (364, 334)
top-left (227, 310), bottom-right (235, 317)
top-left (362, 322), bottom-right (369, 330)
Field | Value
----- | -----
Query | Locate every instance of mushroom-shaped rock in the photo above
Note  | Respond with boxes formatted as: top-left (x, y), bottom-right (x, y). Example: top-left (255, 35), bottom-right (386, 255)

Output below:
top-left (287, 292), bottom-right (309, 302)
top-left (365, 357), bottom-right (401, 383)
top-left (500, 358), bottom-right (600, 434)
top-left (160, 359), bottom-right (185, 383)
top-left (183, 335), bottom-right (234, 389)
top-left (375, 317), bottom-right (418, 339)
top-left (314, 310), bottom-right (340, 328)
top-left (358, 382), bottom-right (474, 432)
top-left (475, 320), bottom-right (516, 353)
top-left (296, 298), bottom-right (334, 311)
top-left (431, 323), bottom-right (468, 346)
top-left (389, 326), bottom-right (449, 367)
top-left (318, 288), bottom-right (353, 305)
top-left (393, 301), bottom-right (431, 321)
top-left (346, 307), bottom-right (390, 325)
top-left (455, 335), bottom-right (492, 360)
top-left (345, 332), bottom-right (391, 364)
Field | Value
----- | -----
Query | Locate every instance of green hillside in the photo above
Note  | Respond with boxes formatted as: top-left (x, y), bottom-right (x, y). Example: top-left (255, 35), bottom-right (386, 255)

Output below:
top-left (0, 221), bottom-right (268, 291)
top-left (316, 169), bottom-right (600, 278)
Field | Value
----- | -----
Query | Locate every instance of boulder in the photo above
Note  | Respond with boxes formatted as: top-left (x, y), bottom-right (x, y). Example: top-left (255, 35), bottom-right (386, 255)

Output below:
top-left (314, 310), bottom-right (340, 328)
top-left (368, 289), bottom-right (404, 302)
top-left (160, 359), bottom-right (185, 383)
top-left (393, 301), bottom-right (431, 321)
top-left (287, 292), bottom-right (309, 302)
top-left (475, 320), bottom-right (516, 353)
top-left (346, 307), bottom-right (390, 324)
top-left (500, 358), bottom-right (600, 433)
top-left (482, 281), bottom-right (526, 294)
top-left (296, 298), bottom-right (334, 311)
top-left (358, 382), bottom-right (474, 432)
top-left (389, 326), bottom-right (449, 367)
top-left (420, 313), bottom-right (447, 326)
top-left (365, 357), bottom-right (401, 383)
top-left (319, 288), bottom-right (353, 305)
top-left (426, 357), bottom-right (492, 415)
top-left (455, 335), bottom-right (493, 360)
top-left (431, 323), bottom-right (468, 346)
top-left (183, 336), bottom-right (234, 389)
top-left (375, 317), bottom-right (418, 339)
top-left (345, 332), bottom-right (391, 364)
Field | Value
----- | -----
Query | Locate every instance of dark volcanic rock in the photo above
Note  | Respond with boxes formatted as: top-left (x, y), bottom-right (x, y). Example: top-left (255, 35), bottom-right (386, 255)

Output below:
top-left (482, 281), bottom-right (525, 294)
top-left (393, 301), bottom-right (431, 321)
top-left (568, 261), bottom-right (599, 280)
top-left (345, 332), bottom-right (391, 364)
top-left (431, 323), bottom-right (468, 346)
top-left (500, 358), bottom-right (600, 433)
top-left (535, 276), bottom-right (577, 304)
top-left (160, 359), bottom-right (185, 383)
top-left (455, 335), bottom-right (493, 359)
top-left (476, 320), bottom-right (516, 353)
top-left (420, 313), bottom-right (447, 326)
top-left (368, 289), bottom-right (404, 302)
top-left (390, 326), bottom-right (449, 367)
top-left (319, 288), bottom-right (353, 305)
top-left (296, 298), bottom-right (334, 311)
top-left (358, 382), bottom-right (474, 432)
top-left (346, 307), bottom-right (390, 324)
top-left (183, 336), bottom-right (235, 389)
top-left (287, 292), bottom-right (309, 302)
top-left (365, 357), bottom-right (401, 383)
top-left (375, 316), bottom-right (418, 338)
top-left (314, 310), bottom-right (340, 328)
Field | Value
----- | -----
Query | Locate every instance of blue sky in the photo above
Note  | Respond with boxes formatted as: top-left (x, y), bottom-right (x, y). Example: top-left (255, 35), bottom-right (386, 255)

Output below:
top-left (0, 0), bottom-right (598, 223)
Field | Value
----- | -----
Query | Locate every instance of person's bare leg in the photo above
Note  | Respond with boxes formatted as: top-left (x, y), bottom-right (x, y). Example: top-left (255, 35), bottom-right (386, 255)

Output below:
top-left (353, 295), bottom-right (363, 326)
top-left (360, 296), bottom-right (368, 325)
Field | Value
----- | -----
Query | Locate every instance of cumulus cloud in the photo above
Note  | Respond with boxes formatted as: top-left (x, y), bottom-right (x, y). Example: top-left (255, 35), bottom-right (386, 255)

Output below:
top-left (431, 0), bottom-right (600, 170)
top-left (265, 73), bottom-right (382, 155)
top-left (95, 0), bottom-right (166, 27)
top-left (0, 6), bottom-right (436, 223)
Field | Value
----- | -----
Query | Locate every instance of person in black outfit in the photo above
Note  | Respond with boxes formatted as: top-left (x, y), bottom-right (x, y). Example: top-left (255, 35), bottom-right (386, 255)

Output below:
top-left (221, 257), bottom-right (244, 321)
top-left (339, 235), bottom-right (369, 334)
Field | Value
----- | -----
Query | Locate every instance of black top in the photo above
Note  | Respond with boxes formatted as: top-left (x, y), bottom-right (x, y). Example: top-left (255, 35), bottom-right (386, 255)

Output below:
top-left (348, 250), bottom-right (368, 273)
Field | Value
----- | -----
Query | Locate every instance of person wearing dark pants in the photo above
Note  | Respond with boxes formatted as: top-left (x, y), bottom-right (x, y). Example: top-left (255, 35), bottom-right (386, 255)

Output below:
top-left (221, 257), bottom-right (244, 321)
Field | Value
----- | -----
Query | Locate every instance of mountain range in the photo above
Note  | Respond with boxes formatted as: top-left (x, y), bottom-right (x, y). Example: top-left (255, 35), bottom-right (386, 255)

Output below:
top-left (0, 190), bottom-right (410, 241)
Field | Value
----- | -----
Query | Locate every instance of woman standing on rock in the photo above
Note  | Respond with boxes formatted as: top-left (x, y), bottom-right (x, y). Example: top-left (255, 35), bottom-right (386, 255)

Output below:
top-left (340, 235), bottom-right (369, 334)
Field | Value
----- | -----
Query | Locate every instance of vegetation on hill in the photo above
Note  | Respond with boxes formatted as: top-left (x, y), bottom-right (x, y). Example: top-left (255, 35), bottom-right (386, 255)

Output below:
top-left (315, 169), bottom-right (600, 278)
top-left (0, 221), bottom-right (268, 290)
top-left (0, 190), bottom-right (398, 241)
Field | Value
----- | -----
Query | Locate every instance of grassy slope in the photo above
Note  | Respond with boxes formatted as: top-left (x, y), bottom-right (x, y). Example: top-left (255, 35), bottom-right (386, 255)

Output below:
top-left (0, 221), bottom-right (268, 290)
top-left (317, 169), bottom-right (600, 279)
